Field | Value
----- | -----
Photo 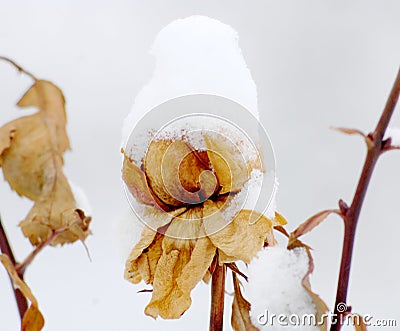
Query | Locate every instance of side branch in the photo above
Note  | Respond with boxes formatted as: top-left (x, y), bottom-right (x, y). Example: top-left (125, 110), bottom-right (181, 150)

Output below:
top-left (0, 56), bottom-right (38, 81)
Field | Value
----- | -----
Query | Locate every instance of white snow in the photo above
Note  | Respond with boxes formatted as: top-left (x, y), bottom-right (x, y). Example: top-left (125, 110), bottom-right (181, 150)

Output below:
top-left (384, 127), bottom-right (400, 146)
top-left (245, 246), bottom-right (319, 331)
top-left (121, 15), bottom-right (259, 147)
top-left (221, 169), bottom-right (277, 221)
top-left (127, 114), bottom-right (261, 166)
top-left (69, 180), bottom-right (92, 215)
top-left (112, 207), bottom-right (145, 261)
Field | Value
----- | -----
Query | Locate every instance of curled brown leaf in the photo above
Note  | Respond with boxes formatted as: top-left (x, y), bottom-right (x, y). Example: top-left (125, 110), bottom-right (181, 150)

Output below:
top-left (333, 127), bottom-right (374, 149)
top-left (231, 273), bottom-right (259, 331)
top-left (0, 79), bottom-right (91, 245)
top-left (345, 313), bottom-right (368, 331)
top-left (286, 242), bottom-right (328, 331)
top-left (0, 254), bottom-right (44, 331)
top-left (291, 209), bottom-right (341, 241)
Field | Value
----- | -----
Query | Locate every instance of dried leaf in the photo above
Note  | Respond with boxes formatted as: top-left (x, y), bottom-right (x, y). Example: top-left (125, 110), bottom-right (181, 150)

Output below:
top-left (204, 134), bottom-right (249, 194)
top-left (0, 254), bottom-right (44, 331)
top-left (0, 127), bottom-right (15, 167)
top-left (22, 306), bottom-right (45, 331)
top-left (273, 212), bottom-right (288, 227)
top-left (0, 80), bottom-right (90, 245)
top-left (346, 313), bottom-right (368, 331)
top-left (203, 201), bottom-right (275, 263)
top-left (231, 273), bottom-right (259, 331)
top-left (226, 262), bottom-right (248, 281)
top-left (333, 127), bottom-right (366, 137)
top-left (333, 127), bottom-right (373, 148)
top-left (291, 209), bottom-right (340, 240)
top-left (286, 244), bottom-right (328, 331)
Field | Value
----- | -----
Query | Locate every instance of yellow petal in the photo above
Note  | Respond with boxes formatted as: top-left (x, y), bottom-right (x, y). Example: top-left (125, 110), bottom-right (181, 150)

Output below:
top-left (145, 250), bottom-right (185, 319)
top-left (124, 207), bottom-right (185, 284)
top-left (122, 153), bottom-right (158, 206)
top-left (176, 234), bottom-right (215, 298)
top-left (204, 134), bottom-right (249, 194)
top-left (203, 201), bottom-right (274, 263)
top-left (144, 139), bottom-right (217, 206)
top-left (135, 232), bottom-right (164, 284)
top-left (145, 207), bottom-right (215, 319)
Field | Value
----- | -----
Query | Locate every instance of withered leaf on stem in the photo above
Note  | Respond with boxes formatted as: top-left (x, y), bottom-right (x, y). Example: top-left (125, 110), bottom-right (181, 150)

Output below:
top-left (0, 80), bottom-right (91, 245)
top-left (333, 127), bottom-right (373, 148)
top-left (0, 254), bottom-right (44, 331)
top-left (287, 241), bottom-right (328, 331)
top-left (346, 313), bottom-right (368, 331)
top-left (231, 273), bottom-right (259, 331)
top-left (291, 209), bottom-right (341, 241)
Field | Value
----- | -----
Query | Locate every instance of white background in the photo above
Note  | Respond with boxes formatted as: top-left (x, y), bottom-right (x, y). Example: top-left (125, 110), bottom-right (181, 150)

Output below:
top-left (0, 1), bottom-right (399, 330)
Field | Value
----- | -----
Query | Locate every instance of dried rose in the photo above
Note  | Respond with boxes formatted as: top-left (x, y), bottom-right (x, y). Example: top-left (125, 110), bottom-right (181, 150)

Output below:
top-left (122, 132), bottom-right (285, 320)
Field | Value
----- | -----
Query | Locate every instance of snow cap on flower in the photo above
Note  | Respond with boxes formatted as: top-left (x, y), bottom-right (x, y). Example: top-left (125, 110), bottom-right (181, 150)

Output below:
top-left (120, 16), bottom-right (283, 321)
top-left (122, 15), bottom-right (258, 146)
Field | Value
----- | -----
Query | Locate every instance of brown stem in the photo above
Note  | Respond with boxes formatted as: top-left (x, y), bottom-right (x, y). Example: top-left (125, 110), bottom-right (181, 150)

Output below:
top-left (330, 68), bottom-right (400, 331)
top-left (209, 262), bottom-right (226, 331)
top-left (0, 216), bottom-right (28, 319)
top-left (16, 225), bottom-right (69, 275)
top-left (0, 56), bottom-right (37, 81)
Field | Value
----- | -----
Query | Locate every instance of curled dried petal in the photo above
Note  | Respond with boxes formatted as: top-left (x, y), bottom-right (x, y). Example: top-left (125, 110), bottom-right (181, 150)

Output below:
top-left (0, 254), bottom-right (44, 331)
top-left (144, 139), bottom-right (216, 206)
top-left (144, 207), bottom-right (216, 319)
top-left (203, 201), bottom-right (274, 263)
top-left (204, 135), bottom-right (249, 194)
top-left (124, 207), bottom-right (185, 284)
top-left (122, 153), bottom-right (158, 206)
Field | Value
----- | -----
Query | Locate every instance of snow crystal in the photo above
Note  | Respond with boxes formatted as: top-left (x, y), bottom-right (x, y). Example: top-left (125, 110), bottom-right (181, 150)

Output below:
top-left (245, 246), bottom-right (319, 331)
top-left (385, 127), bottom-right (400, 146)
top-left (221, 169), bottom-right (277, 222)
top-left (121, 15), bottom-right (258, 147)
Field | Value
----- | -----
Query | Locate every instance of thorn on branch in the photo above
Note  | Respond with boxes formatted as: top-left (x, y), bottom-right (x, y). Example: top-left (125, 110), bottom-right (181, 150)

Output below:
top-left (338, 199), bottom-right (349, 216)
top-left (381, 138), bottom-right (392, 150)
